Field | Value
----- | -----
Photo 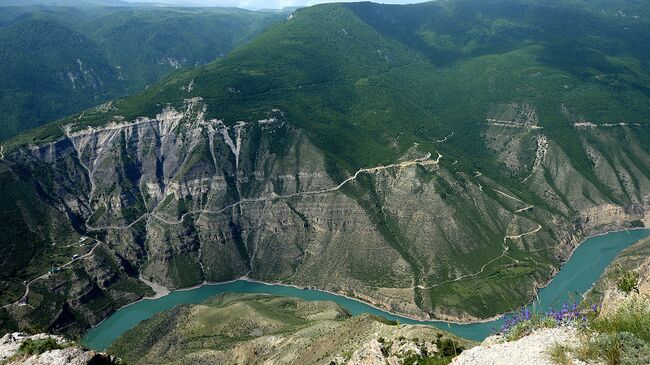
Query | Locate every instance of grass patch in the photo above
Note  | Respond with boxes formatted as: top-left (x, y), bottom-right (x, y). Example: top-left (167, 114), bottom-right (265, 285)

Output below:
top-left (590, 295), bottom-right (650, 343)
top-left (616, 270), bottom-right (640, 295)
top-left (548, 292), bottom-right (650, 365)
top-left (547, 343), bottom-right (573, 365)
top-left (16, 338), bottom-right (63, 356)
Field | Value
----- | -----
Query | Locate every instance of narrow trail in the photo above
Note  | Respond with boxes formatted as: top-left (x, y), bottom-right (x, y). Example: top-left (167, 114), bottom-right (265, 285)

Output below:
top-left (88, 153), bottom-right (442, 229)
top-left (0, 145), bottom-right (4, 160)
top-left (86, 213), bottom-right (149, 231)
top-left (514, 205), bottom-right (534, 213)
top-left (4, 243), bottom-right (101, 308)
top-left (493, 189), bottom-right (526, 204)
top-left (415, 223), bottom-right (542, 290)
top-left (82, 148), bottom-right (542, 293)
top-left (436, 131), bottom-right (454, 143)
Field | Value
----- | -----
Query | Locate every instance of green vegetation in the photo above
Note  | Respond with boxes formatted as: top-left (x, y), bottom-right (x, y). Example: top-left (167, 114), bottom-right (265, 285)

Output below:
top-left (0, 4), bottom-right (285, 140)
top-left (616, 270), bottom-right (640, 294)
top-left (585, 237), bottom-right (650, 306)
top-left (590, 295), bottom-right (650, 343)
top-left (16, 337), bottom-right (63, 356)
top-left (2, 0), bottom-right (650, 332)
top-left (501, 267), bottom-right (650, 364)
top-left (504, 315), bottom-right (559, 342)
top-left (548, 344), bottom-right (574, 365)
top-left (10, 0), bottom-right (649, 181)
top-left (109, 293), bottom-right (471, 365)
top-left (0, 163), bottom-right (79, 305)
top-left (549, 294), bottom-right (650, 365)
top-left (500, 293), bottom-right (650, 365)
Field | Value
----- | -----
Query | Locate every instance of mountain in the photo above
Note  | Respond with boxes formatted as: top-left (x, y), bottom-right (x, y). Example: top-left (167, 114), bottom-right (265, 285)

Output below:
top-left (0, 19), bottom-right (122, 141)
top-left (1, 0), bottom-right (649, 337)
top-left (0, 4), bottom-right (285, 140)
top-left (108, 293), bottom-right (470, 364)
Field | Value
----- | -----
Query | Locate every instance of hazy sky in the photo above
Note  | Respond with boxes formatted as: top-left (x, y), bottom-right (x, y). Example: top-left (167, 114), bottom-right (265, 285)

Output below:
top-left (126, 0), bottom-right (424, 10)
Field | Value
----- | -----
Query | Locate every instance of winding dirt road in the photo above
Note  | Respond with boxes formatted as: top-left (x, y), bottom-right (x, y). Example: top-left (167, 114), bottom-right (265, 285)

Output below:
top-left (4, 243), bottom-right (101, 308)
top-left (88, 153), bottom-right (442, 229)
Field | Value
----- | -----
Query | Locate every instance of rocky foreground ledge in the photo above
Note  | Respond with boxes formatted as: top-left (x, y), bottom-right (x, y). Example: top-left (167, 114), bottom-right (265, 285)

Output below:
top-left (451, 328), bottom-right (586, 365)
top-left (0, 333), bottom-right (117, 365)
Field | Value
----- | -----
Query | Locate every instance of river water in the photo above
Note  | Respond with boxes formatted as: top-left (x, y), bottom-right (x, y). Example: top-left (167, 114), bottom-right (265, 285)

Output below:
top-left (83, 229), bottom-right (649, 350)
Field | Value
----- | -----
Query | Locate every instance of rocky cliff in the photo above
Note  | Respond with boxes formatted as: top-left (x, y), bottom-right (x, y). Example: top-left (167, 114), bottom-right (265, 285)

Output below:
top-left (3, 0), bottom-right (650, 337)
top-left (1, 95), bottom-right (649, 336)
top-left (0, 333), bottom-right (117, 365)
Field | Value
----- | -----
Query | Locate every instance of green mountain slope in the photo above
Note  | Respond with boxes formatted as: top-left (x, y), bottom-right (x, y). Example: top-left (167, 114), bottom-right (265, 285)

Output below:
top-left (109, 293), bottom-right (470, 365)
top-left (0, 5), bottom-right (285, 140)
top-left (0, 19), bottom-right (121, 139)
top-left (1, 0), bottom-right (650, 336)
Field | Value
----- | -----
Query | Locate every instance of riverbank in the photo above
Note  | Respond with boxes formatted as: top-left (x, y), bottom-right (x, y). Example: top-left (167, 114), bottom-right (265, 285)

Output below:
top-left (81, 228), bottom-right (649, 349)
top-left (131, 226), bottom-right (650, 326)
top-left (92, 227), bottom-right (650, 328)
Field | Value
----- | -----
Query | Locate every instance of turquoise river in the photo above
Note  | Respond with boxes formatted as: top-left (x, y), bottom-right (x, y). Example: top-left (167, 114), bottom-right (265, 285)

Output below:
top-left (83, 229), bottom-right (649, 350)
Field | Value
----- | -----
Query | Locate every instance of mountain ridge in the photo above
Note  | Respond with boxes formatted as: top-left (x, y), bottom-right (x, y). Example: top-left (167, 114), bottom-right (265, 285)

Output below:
top-left (0, 4), bottom-right (285, 140)
top-left (1, 0), bottom-right (650, 336)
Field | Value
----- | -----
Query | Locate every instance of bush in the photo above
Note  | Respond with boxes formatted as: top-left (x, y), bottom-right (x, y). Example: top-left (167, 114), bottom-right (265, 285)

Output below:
top-left (547, 344), bottom-right (572, 365)
top-left (554, 295), bottom-right (650, 365)
top-left (616, 270), bottom-right (640, 294)
top-left (17, 338), bottom-right (63, 356)
top-left (576, 331), bottom-right (650, 365)
top-left (436, 337), bottom-right (463, 357)
top-left (591, 294), bottom-right (650, 343)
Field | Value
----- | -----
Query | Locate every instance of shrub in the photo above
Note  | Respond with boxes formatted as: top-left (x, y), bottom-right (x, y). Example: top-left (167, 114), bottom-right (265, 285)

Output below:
top-left (17, 338), bottom-right (63, 356)
top-left (591, 294), bottom-right (650, 343)
top-left (616, 270), bottom-right (640, 294)
top-left (576, 331), bottom-right (650, 365)
top-left (547, 343), bottom-right (572, 365)
top-left (435, 337), bottom-right (463, 357)
top-left (556, 295), bottom-right (650, 365)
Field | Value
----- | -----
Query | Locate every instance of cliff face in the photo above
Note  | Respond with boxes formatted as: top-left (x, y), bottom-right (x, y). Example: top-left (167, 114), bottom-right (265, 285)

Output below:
top-left (2, 96), bottom-right (649, 334)
top-left (0, 333), bottom-right (117, 365)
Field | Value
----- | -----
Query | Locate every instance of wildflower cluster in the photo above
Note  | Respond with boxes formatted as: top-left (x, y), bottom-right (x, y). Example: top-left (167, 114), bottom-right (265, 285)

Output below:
top-left (498, 302), bottom-right (600, 341)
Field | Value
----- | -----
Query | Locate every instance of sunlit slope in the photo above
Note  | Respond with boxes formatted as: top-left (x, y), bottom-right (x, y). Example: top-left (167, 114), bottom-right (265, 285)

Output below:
top-left (0, 5), bottom-right (284, 139)
top-left (2, 0), bottom-right (650, 334)
top-left (109, 293), bottom-right (471, 365)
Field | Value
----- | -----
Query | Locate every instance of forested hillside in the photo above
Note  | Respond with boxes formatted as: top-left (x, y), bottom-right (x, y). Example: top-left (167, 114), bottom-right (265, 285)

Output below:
top-left (0, 4), bottom-right (285, 139)
top-left (1, 0), bottom-right (649, 337)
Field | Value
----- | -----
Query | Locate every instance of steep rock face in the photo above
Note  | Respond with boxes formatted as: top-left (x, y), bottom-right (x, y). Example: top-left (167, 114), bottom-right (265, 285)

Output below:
top-left (2, 97), bottom-right (649, 334)
top-left (0, 333), bottom-right (117, 365)
top-left (6, 244), bottom-right (152, 337)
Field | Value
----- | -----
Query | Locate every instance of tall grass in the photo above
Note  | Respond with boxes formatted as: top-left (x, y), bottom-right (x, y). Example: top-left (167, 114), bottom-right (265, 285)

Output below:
top-left (590, 295), bottom-right (650, 343)
top-left (548, 294), bottom-right (650, 365)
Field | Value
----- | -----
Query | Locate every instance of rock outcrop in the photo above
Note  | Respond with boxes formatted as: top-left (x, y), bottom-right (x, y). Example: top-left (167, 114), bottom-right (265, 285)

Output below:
top-left (451, 328), bottom-right (584, 365)
top-left (2, 96), bottom-right (650, 335)
top-left (0, 333), bottom-right (117, 365)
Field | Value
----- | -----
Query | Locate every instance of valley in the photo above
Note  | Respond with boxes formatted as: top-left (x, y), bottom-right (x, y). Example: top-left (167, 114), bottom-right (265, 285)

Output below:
top-left (0, 4), bottom-right (286, 140)
top-left (0, 3), bottom-right (650, 364)
top-left (80, 228), bottom-right (650, 350)
top-left (2, 93), bottom-right (649, 336)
